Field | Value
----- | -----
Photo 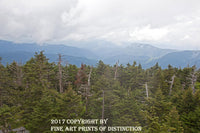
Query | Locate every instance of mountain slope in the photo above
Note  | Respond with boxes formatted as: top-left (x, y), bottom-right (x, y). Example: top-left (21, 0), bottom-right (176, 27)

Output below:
top-left (0, 51), bottom-right (97, 67)
top-left (1, 39), bottom-right (200, 68)
top-left (0, 40), bottom-right (97, 59)
top-left (0, 40), bottom-right (98, 66)
top-left (147, 51), bottom-right (200, 68)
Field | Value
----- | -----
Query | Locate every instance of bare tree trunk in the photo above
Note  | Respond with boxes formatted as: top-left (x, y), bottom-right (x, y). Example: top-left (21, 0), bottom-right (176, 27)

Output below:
top-left (38, 56), bottom-right (45, 88)
top-left (88, 66), bottom-right (92, 86)
top-left (114, 60), bottom-right (119, 80)
top-left (169, 75), bottom-right (175, 96)
top-left (127, 87), bottom-right (131, 97)
top-left (102, 89), bottom-right (105, 126)
top-left (86, 66), bottom-right (92, 113)
top-left (145, 82), bottom-right (149, 98)
top-left (58, 54), bottom-right (63, 93)
top-left (16, 62), bottom-right (22, 86)
top-left (0, 87), bottom-right (2, 107)
top-left (191, 72), bottom-right (197, 94)
top-left (85, 86), bottom-right (88, 113)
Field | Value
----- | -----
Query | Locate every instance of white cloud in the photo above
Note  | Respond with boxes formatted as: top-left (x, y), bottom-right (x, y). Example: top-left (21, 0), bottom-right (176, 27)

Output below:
top-left (0, 0), bottom-right (200, 49)
top-left (129, 25), bottom-right (170, 41)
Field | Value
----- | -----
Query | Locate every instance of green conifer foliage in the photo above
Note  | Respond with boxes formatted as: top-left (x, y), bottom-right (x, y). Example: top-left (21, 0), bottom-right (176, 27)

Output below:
top-left (0, 53), bottom-right (200, 132)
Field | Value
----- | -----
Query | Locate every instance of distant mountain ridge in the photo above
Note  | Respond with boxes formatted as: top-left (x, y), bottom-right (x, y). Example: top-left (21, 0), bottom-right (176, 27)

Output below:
top-left (0, 40), bottom-right (200, 68)
top-left (0, 40), bottom-right (97, 67)
top-left (0, 40), bottom-right (97, 59)
top-left (147, 50), bottom-right (200, 68)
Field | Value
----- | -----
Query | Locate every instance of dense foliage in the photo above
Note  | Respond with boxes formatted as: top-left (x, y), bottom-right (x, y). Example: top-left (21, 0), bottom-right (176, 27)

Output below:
top-left (0, 51), bottom-right (200, 133)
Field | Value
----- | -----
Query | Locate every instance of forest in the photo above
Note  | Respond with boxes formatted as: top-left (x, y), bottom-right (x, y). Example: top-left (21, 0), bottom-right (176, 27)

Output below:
top-left (0, 51), bottom-right (200, 133)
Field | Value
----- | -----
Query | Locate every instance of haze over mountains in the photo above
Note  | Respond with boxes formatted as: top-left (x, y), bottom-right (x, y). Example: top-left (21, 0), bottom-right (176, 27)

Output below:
top-left (0, 40), bottom-right (200, 68)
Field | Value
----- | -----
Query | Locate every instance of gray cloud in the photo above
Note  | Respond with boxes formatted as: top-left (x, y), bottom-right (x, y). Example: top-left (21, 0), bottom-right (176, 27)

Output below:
top-left (0, 0), bottom-right (200, 49)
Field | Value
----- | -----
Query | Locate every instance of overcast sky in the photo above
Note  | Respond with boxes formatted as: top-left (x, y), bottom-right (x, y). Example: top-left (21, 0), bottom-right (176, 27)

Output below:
top-left (0, 0), bottom-right (200, 50)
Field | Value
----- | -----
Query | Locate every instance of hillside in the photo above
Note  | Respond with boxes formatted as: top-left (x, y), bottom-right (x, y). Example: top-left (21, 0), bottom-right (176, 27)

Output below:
top-left (0, 40), bottom-right (200, 68)
top-left (0, 40), bottom-right (97, 67)
top-left (148, 50), bottom-right (200, 68)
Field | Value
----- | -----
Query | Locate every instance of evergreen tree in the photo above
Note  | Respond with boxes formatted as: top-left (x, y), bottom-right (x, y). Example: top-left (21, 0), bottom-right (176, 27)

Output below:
top-left (1, 52), bottom-right (200, 132)
top-left (165, 106), bottom-right (184, 132)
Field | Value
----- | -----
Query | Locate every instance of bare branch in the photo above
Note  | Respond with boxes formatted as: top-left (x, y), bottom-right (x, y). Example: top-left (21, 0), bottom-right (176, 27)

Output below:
top-left (145, 82), bottom-right (149, 98)
top-left (114, 60), bottom-right (119, 80)
top-left (58, 54), bottom-right (63, 93)
top-left (169, 74), bottom-right (175, 96)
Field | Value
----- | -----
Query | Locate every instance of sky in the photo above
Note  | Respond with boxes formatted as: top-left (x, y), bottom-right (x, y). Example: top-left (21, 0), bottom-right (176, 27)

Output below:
top-left (0, 0), bottom-right (200, 50)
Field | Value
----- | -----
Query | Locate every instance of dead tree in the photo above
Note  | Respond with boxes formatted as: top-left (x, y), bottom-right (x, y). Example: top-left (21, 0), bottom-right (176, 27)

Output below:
top-left (114, 60), bottom-right (119, 80)
top-left (58, 54), bottom-right (63, 93)
top-left (185, 66), bottom-right (198, 94)
top-left (86, 66), bottom-right (92, 113)
top-left (190, 71), bottom-right (197, 94)
top-left (169, 74), bottom-right (175, 96)
top-left (145, 82), bottom-right (149, 98)
top-left (102, 89), bottom-right (105, 126)
top-left (88, 66), bottom-right (92, 86)
top-left (138, 82), bottom-right (149, 99)
top-left (16, 62), bottom-right (23, 86)
top-left (78, 66), bottom-right (93, 114)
